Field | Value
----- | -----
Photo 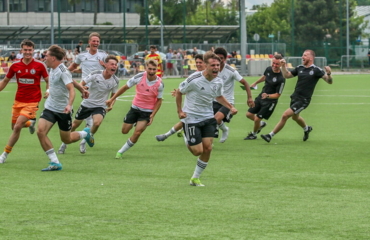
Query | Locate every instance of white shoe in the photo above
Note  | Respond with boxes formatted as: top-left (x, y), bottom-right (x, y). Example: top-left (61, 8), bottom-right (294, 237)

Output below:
top-left (0, 153), bottom-right (7, 164)
top-left (219, 126), bottom-right (229, 143)
top-left (58, 143), bottom-right (67, 154)
top-left (79, 141), bottom-right (86, 154)
top-left (29, 119), bottom-right (36, 134)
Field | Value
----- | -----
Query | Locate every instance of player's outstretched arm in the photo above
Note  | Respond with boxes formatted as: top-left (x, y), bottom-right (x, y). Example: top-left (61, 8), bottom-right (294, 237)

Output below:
top-left (106, 84), bottom-right (129, 108)
top-left (322, 66), bottom-right (333, 84)
top-left (215, 95), bottom-right (238, 115)
top-left (0, 77), bottom-right (11, 91)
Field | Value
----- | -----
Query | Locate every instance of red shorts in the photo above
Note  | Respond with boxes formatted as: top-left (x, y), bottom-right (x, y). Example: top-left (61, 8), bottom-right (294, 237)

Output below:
top-left (11, 100), bottom-right (39, 123)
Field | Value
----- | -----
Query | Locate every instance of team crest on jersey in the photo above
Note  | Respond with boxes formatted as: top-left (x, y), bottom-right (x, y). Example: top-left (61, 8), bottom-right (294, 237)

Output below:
top-left (273, 77), bottom-right (277, 82)
top-left (213, 86), bottom-right (218, 91)
top-left (309, 70), bottom-right (314, 75)
top-left (17, 70), bottom-right (21, 73)
top-left (30, 69), bottom-right (36, 74)
top-left (190, 138), bottom-right (196, 143)
top-left (222, 75), bottom-right (227, 80)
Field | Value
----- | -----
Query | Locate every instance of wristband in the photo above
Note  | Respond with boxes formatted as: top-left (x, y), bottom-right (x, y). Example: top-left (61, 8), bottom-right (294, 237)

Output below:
top-left (46, 89), bottom-right (49, 93)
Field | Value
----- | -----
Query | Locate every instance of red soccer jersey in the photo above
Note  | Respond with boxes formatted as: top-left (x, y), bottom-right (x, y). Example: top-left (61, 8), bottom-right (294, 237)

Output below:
top-left (6, 59), bottom-right (48, 103)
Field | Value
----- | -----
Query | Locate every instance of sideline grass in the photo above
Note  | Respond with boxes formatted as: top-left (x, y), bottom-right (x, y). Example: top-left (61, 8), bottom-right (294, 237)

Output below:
top-left (0, 74), bottom-right (369, 239)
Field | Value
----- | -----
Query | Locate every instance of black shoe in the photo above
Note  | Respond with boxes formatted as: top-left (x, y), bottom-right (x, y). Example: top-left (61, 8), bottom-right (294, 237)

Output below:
top-left (303, 126), bottom-right (313, 141)
top-left (256, 121), bottom-right (267, 134)
top-left (244, 132), bottom-right (257, 140)
top-left (261, 134), bottom-right (271, 143)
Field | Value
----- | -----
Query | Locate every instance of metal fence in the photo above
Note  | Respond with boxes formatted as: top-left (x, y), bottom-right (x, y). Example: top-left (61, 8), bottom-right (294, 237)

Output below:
top-left (340, 55), bottom-right (369, 70)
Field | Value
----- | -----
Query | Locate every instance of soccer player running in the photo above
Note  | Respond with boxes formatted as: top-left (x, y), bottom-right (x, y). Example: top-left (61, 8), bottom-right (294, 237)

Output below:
top-left (213, 47), bottom-right (254, 143)
top-left (58, 55), bottom-right (120, 154)
top-left (37, 45), bottom-right (91, 171)
top-left (60, 32), bottom-right (107, 154)
top-left (261, 49), bottom-right (333, 143)
top-left (105, 59), bottom-right (164, 159)
top-left (0, 39), bottom-right (49, 164)
top-left (145, 45), bottom-right (163, 78)
top-left (155, 54), bottom-right (206, 142)
top-left (244, 54), bottom-right (286, 140)
top-left (177, 51), bottom-right (237, 187)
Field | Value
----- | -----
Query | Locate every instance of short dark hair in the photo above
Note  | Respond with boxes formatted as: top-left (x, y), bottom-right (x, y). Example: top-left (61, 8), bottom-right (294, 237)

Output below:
top-left (20, 39), bottom-right (35, 49)
top-left (194, 54), bottom-right (204, 61)
top-left (274, 54), bottom-right (283, 60)
top-left (150, 45), bottom-right (157, 49)
top-left (48, 45), bottom-right (66, 61)
top-left (203, 51), bottom-right (221, 64)
top-left (214, 47), bottom-right (228, 58)
top-left (105, 55), bottom-right (118, 63)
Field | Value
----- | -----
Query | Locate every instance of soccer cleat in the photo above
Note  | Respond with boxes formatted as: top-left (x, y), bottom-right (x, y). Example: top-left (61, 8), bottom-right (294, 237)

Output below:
top-left (256, 121), bottom-right (267, 134)
top-left (58, 143), bottom-right (67, 154)
top-left (83, 127), bottom-right (95, 147)
top-left (29, 119), bottom-right (36, 134)
top-left (303, 126), bottom-right (313, 141)
top-left (0, 154), bottom-right (7, 164)
top-left (189, 178), bottom-right (205, 187)
top-left (155, 134), bottom-right (167, 142)
top-left (219, 126), bottom-right (229, 143)
top-left (244, 132), bottom-right (257, 140)
top-left (115, 152), bottom-right (123, 159)
top-left (79, 141), bottom-right (86, 154)
top-left (41, 162), bottom-right (63, 171)
top-left (261, 134), bottom-right (272, 143)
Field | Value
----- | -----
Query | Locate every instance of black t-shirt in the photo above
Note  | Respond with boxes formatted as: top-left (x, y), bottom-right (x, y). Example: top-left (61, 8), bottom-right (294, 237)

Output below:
top-left (290, 65), bottom-right (325, 99)
top-left (75, 45), bottom-right (82, 54)
top-left (257, 66), bottom-right (285, 102)
top-left (8, 55), bottom-right (16, 61)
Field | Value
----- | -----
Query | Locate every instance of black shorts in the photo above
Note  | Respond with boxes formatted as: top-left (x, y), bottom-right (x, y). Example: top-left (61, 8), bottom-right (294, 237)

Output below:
top-left (75, 105), bottom-right (106, 120)
top-left (40, 108), bottom-right (73, 131)
top-left (124, 107), bottom-right (151, 124)
top-left (212, 101), bottom-right (233, 123)
top-left (248, 98), bottom-right (278, 120)
top-left (290, 97), bottom-right (311, 114)
top-left (183, 118), bottom-right (217, 146)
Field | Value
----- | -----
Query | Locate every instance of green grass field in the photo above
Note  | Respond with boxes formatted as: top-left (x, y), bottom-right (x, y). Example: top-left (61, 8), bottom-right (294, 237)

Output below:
top-left (0, 74), bottom-right (369, 239)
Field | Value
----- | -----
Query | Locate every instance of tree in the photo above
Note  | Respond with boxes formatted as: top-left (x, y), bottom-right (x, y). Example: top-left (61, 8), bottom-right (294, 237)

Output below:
top-left (246, 0), bottom-right (368, 57)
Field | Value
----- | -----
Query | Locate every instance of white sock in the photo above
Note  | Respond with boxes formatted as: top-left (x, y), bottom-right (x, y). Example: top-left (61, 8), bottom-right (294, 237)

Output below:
top-left (192, 158), bottom-right (208, 179)
top-left (85, 116), bottom-right (93, 128)
top-left (219, 122), bottom-right (228, 131)
top-left (78, 131), bottom-right (88, 139)
top-left (118, 139), bottom-right (135, 154)
top-left (46, 149), bottom-right (59, 164)
top-left (269, 132), bottom-right (275, 137)
top-left (165, 127), bottom-right (177, 137)
top-left (2, 152), bottom-right (8, 157)
top-left (303, 126), bottom-right (309, 131)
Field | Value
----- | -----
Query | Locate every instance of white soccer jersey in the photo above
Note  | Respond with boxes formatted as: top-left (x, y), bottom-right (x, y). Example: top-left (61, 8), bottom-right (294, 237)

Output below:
top-left (81, 70), bottom-right (119, 108)
top-left (179, 71), bottom-right (223, 124)
top-left (216, 64), bottom-right (243, 104)
top-left (44, 63), bottom-right (73, 113)
top-left (75, 50), bottom-right (107, 80)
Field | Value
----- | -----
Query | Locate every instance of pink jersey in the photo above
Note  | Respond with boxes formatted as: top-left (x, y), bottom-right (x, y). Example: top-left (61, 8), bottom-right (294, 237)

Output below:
top-left (6, 59), bottom-right (48, 103)
top-left (132, 72), bottom-right (162, 110)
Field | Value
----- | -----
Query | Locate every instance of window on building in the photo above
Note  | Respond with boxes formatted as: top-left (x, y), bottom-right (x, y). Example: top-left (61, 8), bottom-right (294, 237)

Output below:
top-left (105, 0), bottom-right (120, 13)
top-left (10, 0), bottom-right (27, 12)
top-left (35, 0), bottom-right (50, 12)
top-left (60, 1), bottom-right (74, 12)
top-left (81, 0), bottom-right (99, 13)
top-left (0, 0), bottom-right (4, 12)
